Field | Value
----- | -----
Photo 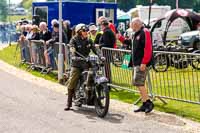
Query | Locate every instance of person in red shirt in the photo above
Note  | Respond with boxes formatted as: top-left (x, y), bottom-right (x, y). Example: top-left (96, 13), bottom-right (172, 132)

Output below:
top-left (131, 18), bottom-right (154, 113)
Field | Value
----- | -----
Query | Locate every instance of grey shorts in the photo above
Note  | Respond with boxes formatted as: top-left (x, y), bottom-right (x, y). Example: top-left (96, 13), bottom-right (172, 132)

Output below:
top-left (132, 66), bottom-right (147, 86)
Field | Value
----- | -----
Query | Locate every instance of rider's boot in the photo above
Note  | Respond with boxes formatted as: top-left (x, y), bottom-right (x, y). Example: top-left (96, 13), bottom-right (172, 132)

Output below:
top-left (64, 89), bottom-right (74, 111)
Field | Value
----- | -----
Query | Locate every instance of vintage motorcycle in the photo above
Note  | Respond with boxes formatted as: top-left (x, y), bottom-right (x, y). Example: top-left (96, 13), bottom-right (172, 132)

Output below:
top-left (153, 44), bottom-right (200, 72)
top-left (71, 53), bottom-right (110, 118)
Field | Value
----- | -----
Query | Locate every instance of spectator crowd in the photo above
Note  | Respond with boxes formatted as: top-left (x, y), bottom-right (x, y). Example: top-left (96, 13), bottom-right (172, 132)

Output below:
top-left (16, 17), bottom-right (133, 71)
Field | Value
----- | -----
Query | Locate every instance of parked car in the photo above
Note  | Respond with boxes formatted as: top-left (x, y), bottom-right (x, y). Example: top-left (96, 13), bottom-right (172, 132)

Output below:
top-left (178, 30), bottom-right (200, 50)
top-left (15, 8), bottom-right (26, 15)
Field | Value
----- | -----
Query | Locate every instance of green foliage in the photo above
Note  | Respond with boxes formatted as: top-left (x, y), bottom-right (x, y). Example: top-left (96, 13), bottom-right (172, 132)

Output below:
top-left (135, 0), bottom-right (200, 12)
top-left (21, 0), bottom-right (33, 9)
top-left (0, 0), bottom-right (8, 22)
top-left (117, 0), bottom-right (136, 12)
top-left (19, 0), bottom-right (200, 12)
top-left (88, 0), bottom-right (200, 12)
top-left (8, 15), bottom-right (32, 22)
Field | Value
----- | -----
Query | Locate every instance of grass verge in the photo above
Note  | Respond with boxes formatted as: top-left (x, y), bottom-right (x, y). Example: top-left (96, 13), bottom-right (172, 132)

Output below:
top-left (0, 44), bottom-right (57, 82)
top-left (110, 90), bottom-right (200, 122)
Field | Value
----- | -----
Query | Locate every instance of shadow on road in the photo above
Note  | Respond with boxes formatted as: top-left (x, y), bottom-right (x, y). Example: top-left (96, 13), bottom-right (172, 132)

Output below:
top-left (145, 112), bottom-right (186, 126)
top-left (72, 106), bottom-right (125, 124)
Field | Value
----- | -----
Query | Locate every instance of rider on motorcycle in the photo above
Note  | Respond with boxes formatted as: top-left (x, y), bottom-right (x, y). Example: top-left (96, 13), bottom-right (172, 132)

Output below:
top-left (64, 23), bottom-right (102, 111)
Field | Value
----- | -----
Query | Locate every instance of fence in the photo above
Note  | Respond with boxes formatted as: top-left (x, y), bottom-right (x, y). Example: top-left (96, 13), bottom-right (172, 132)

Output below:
top-left (17, 41), bottom-right (200, 105)
top-left (101, 47), bottom-right (200, 105)
top-left (18, 40), bottom-right (69, 74)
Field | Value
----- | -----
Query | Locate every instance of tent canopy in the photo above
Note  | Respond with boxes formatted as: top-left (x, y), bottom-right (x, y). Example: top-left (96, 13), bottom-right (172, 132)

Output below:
top-left (153, 9), bottom-right (200, 31)
top-left (151, 9), bottom-right (200, 45)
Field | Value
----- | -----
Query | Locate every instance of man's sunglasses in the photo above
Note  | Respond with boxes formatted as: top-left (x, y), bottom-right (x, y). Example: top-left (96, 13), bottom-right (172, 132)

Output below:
top-left (82, 29), bottom-right (88, 32)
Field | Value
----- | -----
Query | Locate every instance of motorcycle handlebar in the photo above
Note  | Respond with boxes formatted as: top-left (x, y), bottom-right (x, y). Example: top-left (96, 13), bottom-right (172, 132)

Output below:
top-left (71, 56), bottom-right (105, 65)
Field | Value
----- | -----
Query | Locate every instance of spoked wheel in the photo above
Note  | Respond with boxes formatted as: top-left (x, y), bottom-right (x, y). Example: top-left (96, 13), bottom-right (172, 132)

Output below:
top-left (94, 83), bottom-right (110, 118)
top-left (191, 51), bottom-right (200, 70)
top-left (172, 55), bottom-right (188, 69)
top-left (152, 54), bottom-right (169, 72)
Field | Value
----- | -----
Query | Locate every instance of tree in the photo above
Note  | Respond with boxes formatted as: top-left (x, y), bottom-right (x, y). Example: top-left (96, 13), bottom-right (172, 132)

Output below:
top-left (89, 0), bottom-right (136, 11)
top-left (0, 0), bottom-right (7, 22)
top-left (21, 0), bottom-right (200, 13)
top-left (21, 0), bottom-right (33, 9)
top-left (116, 0), bottom-right (136, 12)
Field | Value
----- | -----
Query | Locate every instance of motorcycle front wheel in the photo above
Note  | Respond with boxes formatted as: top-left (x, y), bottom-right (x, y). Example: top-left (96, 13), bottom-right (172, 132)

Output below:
top-left (94, 83), bottom-right (110, 118)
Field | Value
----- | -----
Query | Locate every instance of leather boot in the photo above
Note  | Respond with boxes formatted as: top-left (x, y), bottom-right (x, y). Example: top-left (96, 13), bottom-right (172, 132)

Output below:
top-left (64, 89), bottom-right (74, 111)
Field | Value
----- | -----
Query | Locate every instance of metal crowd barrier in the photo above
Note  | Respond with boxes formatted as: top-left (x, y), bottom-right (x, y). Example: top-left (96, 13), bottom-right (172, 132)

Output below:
top-left (101, 48), bottom-right (140, 93)
top-left (18, 39), bottom-right (31, 63)
top-left (30, 40), bottom-right (46, 67)
top-left (101, 47), bottom-right (200, 105)
top-left (151, 51), bottom-right (200, 104)
top-left (18, 40), bottom-right (68, 74)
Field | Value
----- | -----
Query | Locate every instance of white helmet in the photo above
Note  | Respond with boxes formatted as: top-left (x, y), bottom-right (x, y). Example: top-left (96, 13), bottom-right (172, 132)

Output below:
top-left (89, 25), bottom-right (97, 31)
top-left (51, 19), bottom-right (58, 26)
top-left (75, 23), bottom-right (86, 33)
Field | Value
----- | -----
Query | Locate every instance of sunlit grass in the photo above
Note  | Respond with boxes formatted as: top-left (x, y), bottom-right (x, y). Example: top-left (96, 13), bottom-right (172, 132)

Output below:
top-left (0, 44), bottom-right (57, 82)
